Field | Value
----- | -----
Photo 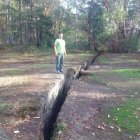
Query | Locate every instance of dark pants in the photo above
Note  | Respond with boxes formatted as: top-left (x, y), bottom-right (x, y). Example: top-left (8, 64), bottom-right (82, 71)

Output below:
top-left (56, 53), bottom-right (64, 72)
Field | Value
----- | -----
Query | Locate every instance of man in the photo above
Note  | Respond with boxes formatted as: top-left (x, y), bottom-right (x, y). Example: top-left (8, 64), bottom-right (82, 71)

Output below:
top-left (54, 33), bottom-right (66, 73)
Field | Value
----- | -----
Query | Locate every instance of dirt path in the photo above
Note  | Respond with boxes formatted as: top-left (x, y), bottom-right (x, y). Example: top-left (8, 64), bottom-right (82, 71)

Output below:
top-left (55, 53), bottom-right (140, 140)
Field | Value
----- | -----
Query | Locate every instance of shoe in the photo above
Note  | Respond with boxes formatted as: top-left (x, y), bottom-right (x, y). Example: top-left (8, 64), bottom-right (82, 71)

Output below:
top-left (60, 70), bottom-right (63, 73)
top-left (56, 71), bottom-right (61, 74)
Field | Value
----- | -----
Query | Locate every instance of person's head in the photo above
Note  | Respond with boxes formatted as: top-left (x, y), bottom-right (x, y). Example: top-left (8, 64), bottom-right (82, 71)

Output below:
top-left (59, 33), bottom-right (63, 39)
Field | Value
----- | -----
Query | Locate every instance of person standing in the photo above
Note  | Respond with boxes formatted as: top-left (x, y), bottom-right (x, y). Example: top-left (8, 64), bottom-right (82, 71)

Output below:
top-left (54, 33), bottom-right (66, 73)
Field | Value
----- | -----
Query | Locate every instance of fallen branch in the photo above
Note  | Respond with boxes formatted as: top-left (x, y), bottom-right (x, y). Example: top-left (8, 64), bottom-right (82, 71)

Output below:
top-left (80, 70), bottom-right (94, 76)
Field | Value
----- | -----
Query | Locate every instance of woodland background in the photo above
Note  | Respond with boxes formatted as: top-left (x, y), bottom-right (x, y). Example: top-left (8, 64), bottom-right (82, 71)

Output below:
top-left (0, 0), bottom-right (140, 53)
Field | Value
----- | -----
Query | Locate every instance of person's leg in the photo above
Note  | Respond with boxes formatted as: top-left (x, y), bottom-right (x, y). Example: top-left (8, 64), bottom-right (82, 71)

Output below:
top-left (56, 53), bottom-right (61, 72)
top-left (60, 53), bottom-right (64, 72)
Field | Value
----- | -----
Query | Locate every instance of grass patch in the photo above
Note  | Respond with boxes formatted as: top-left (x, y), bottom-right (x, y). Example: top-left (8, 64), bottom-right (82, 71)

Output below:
top-left (67, 52), bottom-right (92, 60)
top-left (79, 52), bottom-right (92, 57)
top-left (57, 121), bottom-right (68, 132)
top-left (91, 68), bottom-right (140, 80)
top-left (90, 73), bottom-right (108, 85)
top-left (17, 101), bottom-right (40, 118)
top-left (91, 73), bottom-right (101, 82)
top-left (4, 69), bottom-right (25, 76)
top-left (0, 103), bottom-right (12, 113)
top-left (112, 69), bottom-right (140, 79)
top-left (107, 98), bottom-right (140, 134)
top-left (17, 106), bottom-right (38, 118)
top-left (32, 63), bottom-right (53, 69)
top-left (97, 55), bottom-right (111, 64)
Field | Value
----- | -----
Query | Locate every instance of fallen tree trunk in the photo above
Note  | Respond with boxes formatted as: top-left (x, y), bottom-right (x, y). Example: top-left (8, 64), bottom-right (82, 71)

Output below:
top-left (79, 52), bottom-right (101, 77)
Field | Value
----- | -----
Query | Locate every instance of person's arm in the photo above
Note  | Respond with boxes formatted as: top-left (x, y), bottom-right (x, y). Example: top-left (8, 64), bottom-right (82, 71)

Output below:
top-left (64, 48), bottom-right (67, 55)
top-left (54, 46), bottom-right (57, 56)
top-left (64, 41), bottom-right (67, 55)
top-left (54, 40), bottom-right (57, 56)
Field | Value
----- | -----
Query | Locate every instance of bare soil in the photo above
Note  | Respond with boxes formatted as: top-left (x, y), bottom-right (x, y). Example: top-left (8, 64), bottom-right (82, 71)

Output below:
top-left (55, 53), bottom-right (140, 140)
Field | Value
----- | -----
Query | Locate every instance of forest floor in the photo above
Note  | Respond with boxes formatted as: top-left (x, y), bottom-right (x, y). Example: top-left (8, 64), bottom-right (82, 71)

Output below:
top-left (0, 49), bottom-right (140, 140)
top-left (55, 53), bottom-right (140, 140)
top-left (0, 48), bottom-right (91, 140)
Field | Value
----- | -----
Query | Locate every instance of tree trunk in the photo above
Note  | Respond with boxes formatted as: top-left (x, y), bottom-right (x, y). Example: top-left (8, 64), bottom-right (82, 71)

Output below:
top-left (19, 0), bottom-right (22, 45)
